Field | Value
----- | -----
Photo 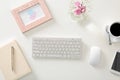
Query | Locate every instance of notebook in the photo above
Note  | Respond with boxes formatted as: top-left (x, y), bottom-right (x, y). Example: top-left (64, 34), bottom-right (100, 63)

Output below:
top-left (0, 40), bottom-right (31, 80)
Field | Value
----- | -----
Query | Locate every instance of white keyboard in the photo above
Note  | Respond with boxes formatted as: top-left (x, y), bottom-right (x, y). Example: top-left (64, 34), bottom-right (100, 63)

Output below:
top-left (32, 37), bottom-right (82, 59)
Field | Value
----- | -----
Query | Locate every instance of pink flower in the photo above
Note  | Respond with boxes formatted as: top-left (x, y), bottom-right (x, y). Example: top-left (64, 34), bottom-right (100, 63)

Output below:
top-left (74, 6), bottom-right (86, 15)
top-left (74, 8), bottom-right (82, 15)
top-left (81, 6), bottom-right (86, 13)
top-left (75, 1), bottom-right (81, 6)
top-left (73, 1), bottom-right (86, 15)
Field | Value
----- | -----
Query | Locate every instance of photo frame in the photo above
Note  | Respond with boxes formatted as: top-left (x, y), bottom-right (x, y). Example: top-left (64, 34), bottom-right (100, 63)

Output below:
top-left (12, 0), bottom-right (52, 33)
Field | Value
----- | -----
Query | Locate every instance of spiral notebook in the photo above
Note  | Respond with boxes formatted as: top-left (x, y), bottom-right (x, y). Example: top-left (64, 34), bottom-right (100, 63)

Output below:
top-left (0, 40), bottom-right (31, 80)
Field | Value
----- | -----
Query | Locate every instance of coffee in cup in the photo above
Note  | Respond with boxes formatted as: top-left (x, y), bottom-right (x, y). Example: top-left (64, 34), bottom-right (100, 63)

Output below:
top-left (110, 22), bottom-right (120, 37)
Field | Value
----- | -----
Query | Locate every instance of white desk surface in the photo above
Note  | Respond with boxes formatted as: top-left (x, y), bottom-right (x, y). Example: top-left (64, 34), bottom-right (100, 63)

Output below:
top-left (0, 0), bottom-right (120, 80)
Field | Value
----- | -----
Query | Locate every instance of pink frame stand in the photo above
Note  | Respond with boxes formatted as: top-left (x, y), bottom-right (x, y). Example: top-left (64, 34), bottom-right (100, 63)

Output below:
top-left (12, 0), bottom-right (52, 33)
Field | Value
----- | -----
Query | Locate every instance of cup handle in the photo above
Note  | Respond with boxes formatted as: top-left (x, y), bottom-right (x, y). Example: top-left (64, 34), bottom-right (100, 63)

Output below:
top-left (106, 26), bottom-right (112, 45)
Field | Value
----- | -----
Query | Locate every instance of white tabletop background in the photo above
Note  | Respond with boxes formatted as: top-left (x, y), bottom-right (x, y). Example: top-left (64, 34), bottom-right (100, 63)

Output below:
top-left (0, 0), bottom-right (120, 80)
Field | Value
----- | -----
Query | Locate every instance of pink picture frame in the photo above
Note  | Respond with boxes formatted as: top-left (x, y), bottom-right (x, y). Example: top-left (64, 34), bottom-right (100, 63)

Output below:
top-left (12, 0), bottom-right (52, 33)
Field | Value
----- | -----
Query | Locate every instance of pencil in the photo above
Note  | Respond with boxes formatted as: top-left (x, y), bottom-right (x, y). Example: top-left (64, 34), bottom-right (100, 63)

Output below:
top-left (11, 46), bottom-right (14, 72)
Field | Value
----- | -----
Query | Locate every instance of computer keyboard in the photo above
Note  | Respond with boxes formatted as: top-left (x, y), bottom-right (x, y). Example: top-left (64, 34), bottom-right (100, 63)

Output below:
top-left (32, 37), bottom-right (82, 59)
